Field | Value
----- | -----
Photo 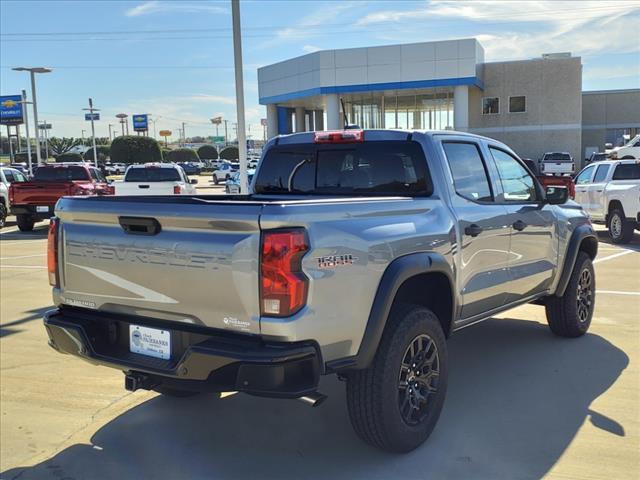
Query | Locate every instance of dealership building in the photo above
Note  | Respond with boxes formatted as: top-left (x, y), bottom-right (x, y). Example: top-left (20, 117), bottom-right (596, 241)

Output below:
top-left (258, 38), bottom-right (639, 166)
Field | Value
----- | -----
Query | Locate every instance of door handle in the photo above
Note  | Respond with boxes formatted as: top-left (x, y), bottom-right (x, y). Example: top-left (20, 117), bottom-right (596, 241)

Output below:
top-left (596, 189), bottom-right (603, 192)
top-left (513, 220), bottom-right (527, 231)
top-left (464, 224), bottom-right (483, 237)
top-left (138, 184), bottom-right (150, 189)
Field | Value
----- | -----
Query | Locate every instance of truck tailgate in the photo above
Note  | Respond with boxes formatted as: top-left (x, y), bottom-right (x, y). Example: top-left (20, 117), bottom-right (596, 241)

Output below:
top-left (55, 196), bottom-right (262, 334)
top-left (114, 182), bottom-right (180, 196)
top-left (11, 181), bottom-right (73, 205)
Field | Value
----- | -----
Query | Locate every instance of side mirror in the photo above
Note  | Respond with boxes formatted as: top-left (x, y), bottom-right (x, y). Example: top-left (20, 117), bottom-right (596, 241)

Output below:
top-left (190, 178), bottom-right (198, 184)
top-left (545, 185), bottom-right (569, 205)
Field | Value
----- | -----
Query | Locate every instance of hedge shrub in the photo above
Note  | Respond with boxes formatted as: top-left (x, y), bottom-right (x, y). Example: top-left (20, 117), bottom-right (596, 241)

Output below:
top-left (83, 145), bottom-right (111, 162)
top-left (220, 146), bottom-right (239, 161)
top-left (197, 144), bottom-right (218, 160)
top-left (166, 148), bottom-right (199, 163)
top-left (109, 135), bottom-right (162, 164)
top-left (55, 152), bottom-right (84, 163)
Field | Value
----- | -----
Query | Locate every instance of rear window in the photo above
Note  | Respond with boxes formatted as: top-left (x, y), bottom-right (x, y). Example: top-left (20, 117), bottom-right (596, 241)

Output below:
top-left (124, 167), bottom-right (181, 182)
top-left (612, 163), bottom-right (640, 180)
top-left (543, 153), bottom-right (572, 162)
top-left (34, 166), bottom-right (89, 181)
top-left (254, 141), bottom-right (431, 195)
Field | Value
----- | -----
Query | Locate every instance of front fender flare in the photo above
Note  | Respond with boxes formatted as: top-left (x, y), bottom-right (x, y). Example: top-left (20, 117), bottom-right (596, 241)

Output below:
top-left (554, 224), bottom-right (598, 297)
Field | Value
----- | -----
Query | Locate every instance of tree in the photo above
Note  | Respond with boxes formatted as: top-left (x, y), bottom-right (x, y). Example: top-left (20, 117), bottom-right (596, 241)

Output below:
top-left (83, 145), bottom-right (111, 162)
top-left (220, 146), bottom-right (239, 161)
top-left (109, 135), bottom-right (162, 164)
top-left (197, 144), bottom-right (218, 160)
top-left (49, 137), bottom-right (83, 156)
top-left (166, 148), bottom-right (199, 163)
top-left (55, 152), bottom-right (84, 163)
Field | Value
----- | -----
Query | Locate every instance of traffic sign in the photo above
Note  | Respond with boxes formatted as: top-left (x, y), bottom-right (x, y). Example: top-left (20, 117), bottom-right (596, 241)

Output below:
top-left (38, 123), bottom-right (53, 129)
top-left (0, 95), bottom-right (24, 125)
top-left (211, 117), bottom-right (222, 125)
top-left (85, 113), bottom-right (100, 121)
top-left (211, 136), bottom-right (225, 143)
top-left (159, 130), bottom-right (172, 137)
top-left (133, 114), bottom-right (148, 132)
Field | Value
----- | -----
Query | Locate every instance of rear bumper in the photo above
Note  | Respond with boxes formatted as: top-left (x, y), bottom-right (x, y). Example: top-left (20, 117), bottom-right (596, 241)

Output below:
top-left (44, 307), bottom-right (321, 398)
top-left (10, 204), bottom-right (54, 220)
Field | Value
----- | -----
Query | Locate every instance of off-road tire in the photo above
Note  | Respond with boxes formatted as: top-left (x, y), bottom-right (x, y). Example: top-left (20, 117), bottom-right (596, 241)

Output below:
top-left (545, 252), bottom-right (595, 337)
top-left (16, 214), bottom-right (35, 232)
top-left (608, 208), bottom-right (634, 244)
top-left (0, 202), bottom-right (7, 228)
top-left (346, 304), bottom-right (448, 453)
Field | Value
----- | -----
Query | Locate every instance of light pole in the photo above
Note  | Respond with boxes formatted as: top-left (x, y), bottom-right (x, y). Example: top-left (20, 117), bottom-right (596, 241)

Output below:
top-left (39, 121), bottom-right (50, 160)
top-left (81, 129), bottom-right (86, 145)
top-left (148, 115), bottom-right (160, 139)
top-left (12, 67), bottom-right (52, 166)
top-left (116, 113), bottom-right (128, 136)
top-left (181, 122), bottom-right (186, 147)
top-left (82, 98), bottom-right (100, 167)
top-left (231, 0), bottom-right (249, 193)
top-left (108, 124), bottom-right (115, 141)
top-left (21, 90), bottom-right (33, 175)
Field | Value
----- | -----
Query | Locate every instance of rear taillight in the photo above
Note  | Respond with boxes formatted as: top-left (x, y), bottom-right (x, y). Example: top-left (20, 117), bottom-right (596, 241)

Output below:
top-left (173, 185), bottom-right (181, 194)
top-left (314, 129), bottom-right (364, 144)
top-left (47, 218), bottom-right (59, 287)
top-left (9, 185), bottom-right (14, 204)
top-left (260, 229), bottom-right (309, 317)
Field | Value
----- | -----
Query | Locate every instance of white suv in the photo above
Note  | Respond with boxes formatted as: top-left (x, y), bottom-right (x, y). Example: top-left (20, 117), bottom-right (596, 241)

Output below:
top-left (0, 166), bottom-right (28, 228)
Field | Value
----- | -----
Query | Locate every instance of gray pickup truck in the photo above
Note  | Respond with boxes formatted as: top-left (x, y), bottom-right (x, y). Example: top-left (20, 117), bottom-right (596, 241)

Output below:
top-left (44, 129), bottom-right (598, 452)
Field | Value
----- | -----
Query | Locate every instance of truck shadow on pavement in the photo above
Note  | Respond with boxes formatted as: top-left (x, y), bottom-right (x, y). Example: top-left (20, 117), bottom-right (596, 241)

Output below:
top-left (595, 229), bottom-right (640, 250)
top-left (0, 307), bottom-right (52, 338)
top-left (2, 318), bottom-right (629, 480)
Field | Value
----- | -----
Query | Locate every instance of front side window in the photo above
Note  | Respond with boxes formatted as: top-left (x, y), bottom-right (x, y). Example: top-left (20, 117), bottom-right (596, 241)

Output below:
top-left (442, 142), bottom-right (493, 202)
top-left (593, 165), bottom-right (610, 183)
top-left (575, 165), bottom-right (595, 184)
top-left (482, 97), bottom-right (499, 115)
top-left (489, 148), bottom-right (536, 202)
top-left (509, 96), bottom-right (526, 113)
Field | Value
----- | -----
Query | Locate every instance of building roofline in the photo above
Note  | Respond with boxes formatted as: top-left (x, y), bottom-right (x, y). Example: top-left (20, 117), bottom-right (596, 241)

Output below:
top-left (582, 88), bottom-right (640, 95)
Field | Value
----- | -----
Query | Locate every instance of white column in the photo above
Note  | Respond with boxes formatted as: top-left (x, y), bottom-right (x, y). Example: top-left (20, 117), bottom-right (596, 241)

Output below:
top-left (295, 106), bottom-right (306, 132)
top-left (266, 104), bottom-right (278, 138)
top-left (325, 94), bottom-right (341, 130)
top-left (453, 85), bottom-right (469, 131)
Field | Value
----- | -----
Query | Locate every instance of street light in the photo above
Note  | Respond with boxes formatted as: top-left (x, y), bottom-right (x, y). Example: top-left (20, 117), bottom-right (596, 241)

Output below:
top-left (12, 66), bottom-right (52, 166)
top-left (108, 123), bottom-right (115, 140)
top-left (116, 113), bottom-right (128, 136)
top-left (82, 98), bottom-right (100, 168)
top-left (81, 129), bottom-right (86, 145)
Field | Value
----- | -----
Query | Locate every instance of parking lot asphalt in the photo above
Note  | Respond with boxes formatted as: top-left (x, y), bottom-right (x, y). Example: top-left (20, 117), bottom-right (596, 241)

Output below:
top-left (0, 219), bottom-right (638, 479)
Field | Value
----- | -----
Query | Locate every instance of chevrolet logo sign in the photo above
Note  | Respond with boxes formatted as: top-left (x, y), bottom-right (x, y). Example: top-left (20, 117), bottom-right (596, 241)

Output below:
top-left (1, 100), bottom-right (18, 108)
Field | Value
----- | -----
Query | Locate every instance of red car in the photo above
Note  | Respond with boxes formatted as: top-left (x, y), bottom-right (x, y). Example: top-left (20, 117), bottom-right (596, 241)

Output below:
top-left (9, 163), bottom-right (113, 231)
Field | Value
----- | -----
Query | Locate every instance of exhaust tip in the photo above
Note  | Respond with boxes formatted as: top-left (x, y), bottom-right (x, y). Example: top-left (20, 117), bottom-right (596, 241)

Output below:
top-left (298, 392), bottom-right (327, 407)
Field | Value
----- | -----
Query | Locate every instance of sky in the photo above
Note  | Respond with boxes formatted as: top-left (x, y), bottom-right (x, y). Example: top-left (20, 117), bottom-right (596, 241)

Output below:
top-left (1, 0), bottom-right (639, 140)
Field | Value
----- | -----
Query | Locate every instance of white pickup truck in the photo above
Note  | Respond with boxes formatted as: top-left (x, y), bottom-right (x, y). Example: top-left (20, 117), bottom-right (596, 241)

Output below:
top-left (540, 152), bottom-right (575, 175)
top-left (574, 159), bottom-right (640, 243)
top-left (114, 163), bottom-right (198, 196)
top-left (609, 134), bottom-right (640, 160)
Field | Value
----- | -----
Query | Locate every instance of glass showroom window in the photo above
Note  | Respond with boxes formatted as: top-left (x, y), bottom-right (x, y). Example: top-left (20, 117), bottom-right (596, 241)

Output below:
top-left (482, 97), bottom-right (499, 115)
top-left (509, 96), bottom-right (526, 113)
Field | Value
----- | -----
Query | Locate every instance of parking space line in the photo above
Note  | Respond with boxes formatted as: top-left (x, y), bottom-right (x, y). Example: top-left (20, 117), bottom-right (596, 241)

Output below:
top-left (597, 290), bottom-right (640, 296)
top-left (594, 250), bottom-right (636, 264)
top-left (0, 265), bottom-right (47, 269)
top-left (0, 254), bottom-right (46, 260)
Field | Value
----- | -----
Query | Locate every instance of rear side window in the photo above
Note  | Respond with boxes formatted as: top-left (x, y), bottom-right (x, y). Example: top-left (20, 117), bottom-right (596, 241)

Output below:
top-left (124, 167), bottom-right (181, 182)
top-left (593, 165), bottom-right (610, 183)
top-left (254, 141), bottom-right (431, 195)
top-left (34, 166), bottom-right (89, 181)
top-left (612, 163), bottom-right (640, 180)
top-left (442, 142), bottom-right (493, 202)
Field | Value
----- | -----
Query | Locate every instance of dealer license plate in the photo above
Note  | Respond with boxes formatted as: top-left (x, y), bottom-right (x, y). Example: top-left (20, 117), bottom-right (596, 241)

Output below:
top-left (129, 325), bottom-right (171, 360)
